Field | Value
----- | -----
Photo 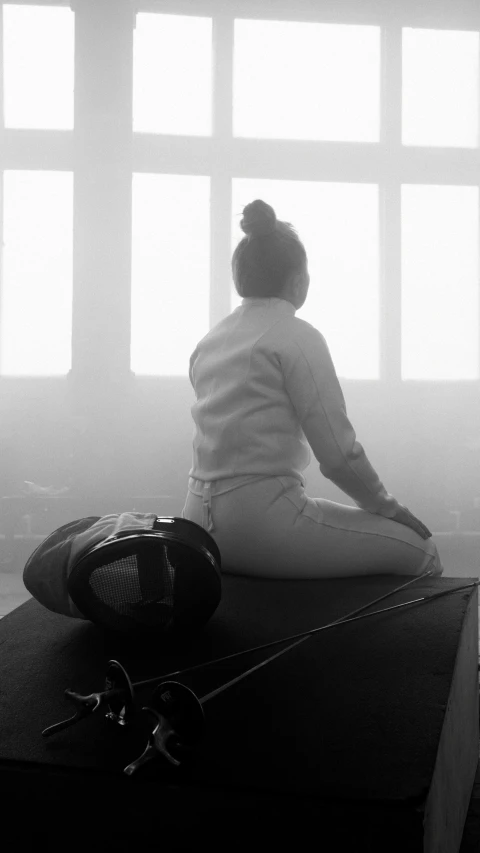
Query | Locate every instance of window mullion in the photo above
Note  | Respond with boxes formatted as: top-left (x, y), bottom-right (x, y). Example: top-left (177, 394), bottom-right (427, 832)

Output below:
top-left (0, 3), bottom-right (4, 373)
top-left (210, 12), bottom-right (234, 328)
top-left (381, 23), bottom-right (402, 384)
top-left (70, 0), bottom-right (134, 380)
top-left (478, 29), bottom-right (480, 382)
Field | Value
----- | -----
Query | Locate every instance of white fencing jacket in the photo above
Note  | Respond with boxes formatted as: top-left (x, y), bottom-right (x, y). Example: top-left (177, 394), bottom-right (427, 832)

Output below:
top-left (188, 297), bottom-right (400, 519)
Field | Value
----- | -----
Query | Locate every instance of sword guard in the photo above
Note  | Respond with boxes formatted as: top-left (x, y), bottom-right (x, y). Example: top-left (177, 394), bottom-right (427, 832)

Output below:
top-left (104, 660), bottom-right (135, 726)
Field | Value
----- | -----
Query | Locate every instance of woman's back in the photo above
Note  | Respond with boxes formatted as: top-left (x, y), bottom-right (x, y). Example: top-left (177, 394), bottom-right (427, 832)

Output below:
top-left (189, 297), bottom-right (311, 483)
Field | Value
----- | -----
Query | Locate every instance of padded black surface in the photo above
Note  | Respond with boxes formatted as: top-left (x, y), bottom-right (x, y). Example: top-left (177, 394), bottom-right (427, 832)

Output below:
top-left (0, 573), bottom-right (476, 811)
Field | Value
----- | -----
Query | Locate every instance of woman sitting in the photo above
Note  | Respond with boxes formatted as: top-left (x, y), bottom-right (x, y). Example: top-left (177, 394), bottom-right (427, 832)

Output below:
top-left (183, 199), bottom-right (443, 579)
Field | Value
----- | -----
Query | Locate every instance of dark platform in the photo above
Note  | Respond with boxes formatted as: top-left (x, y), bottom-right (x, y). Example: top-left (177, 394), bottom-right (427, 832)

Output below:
top-left (0, 574), bottom-right (478, 852)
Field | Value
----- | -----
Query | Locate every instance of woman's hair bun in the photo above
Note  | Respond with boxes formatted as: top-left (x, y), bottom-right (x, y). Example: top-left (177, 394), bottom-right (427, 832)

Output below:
top-left (240, 199), bottom-right (277, 239)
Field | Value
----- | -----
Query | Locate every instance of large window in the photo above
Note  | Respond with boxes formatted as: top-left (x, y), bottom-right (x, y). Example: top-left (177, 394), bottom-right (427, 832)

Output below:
top-left (0, 3), bottom-right (74, 377)
top-left (133, 13), bottom-right (212, 136)
top-left (3, 3), bottom-right (74, 129)
top-left (0, 2), bottom-right (479, 382)
top-left (129, 8), bottom-right (480, 380)
top-left (233, 21), bottom-right (381, 142)
top-left (131, 173), bottom-right (211, 375)
top-left (401, 185), bottom-right (479, 380)
top-left (402, 28), bottom-right (479, 148)
top-left (1, 170), bottom-right (73, 376)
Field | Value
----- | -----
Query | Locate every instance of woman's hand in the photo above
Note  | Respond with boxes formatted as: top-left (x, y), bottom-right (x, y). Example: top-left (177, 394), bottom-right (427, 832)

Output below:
top-left (390, 505), bottom-right (432, 540)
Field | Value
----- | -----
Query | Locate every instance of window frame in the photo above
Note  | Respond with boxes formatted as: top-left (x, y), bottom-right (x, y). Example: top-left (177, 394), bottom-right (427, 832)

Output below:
top-left (0, 0), bottom-right (478, 387)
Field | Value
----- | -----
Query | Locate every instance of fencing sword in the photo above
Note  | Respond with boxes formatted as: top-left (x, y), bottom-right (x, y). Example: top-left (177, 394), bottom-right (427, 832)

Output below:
top-left (42, 569), bottom-right (434, 737)
top-left (123, 574), bottom-right (480, 773)
top-left (133, 568), bottom-right (440, 687)
top-left (43, 569), bottom-right (472, 739)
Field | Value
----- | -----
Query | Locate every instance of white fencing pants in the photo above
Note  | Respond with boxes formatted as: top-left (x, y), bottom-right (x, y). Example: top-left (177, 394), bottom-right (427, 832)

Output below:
top-left (182, 475), bottom-right (443, 579)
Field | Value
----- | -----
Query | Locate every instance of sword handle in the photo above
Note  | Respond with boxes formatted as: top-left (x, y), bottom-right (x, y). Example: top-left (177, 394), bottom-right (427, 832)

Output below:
top-left (41, 690), bottom-right (102, 737)
top-left (123, 709), bottom-right (184, 775)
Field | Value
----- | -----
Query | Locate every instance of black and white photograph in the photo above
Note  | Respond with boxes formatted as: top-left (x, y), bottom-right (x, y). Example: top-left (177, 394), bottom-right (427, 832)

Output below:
top-left (0, 1), bottom-right (479, 850)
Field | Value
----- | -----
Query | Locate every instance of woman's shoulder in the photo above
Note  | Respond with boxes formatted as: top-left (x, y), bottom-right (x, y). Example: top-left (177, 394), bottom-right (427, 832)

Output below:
top-left (271, 314), bottom-right (328, 347)
top-left (191, 312), bottom-right (234, 350)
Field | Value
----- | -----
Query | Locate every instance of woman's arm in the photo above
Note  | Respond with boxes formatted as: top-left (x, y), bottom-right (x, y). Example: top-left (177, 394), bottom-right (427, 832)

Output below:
top-left (280, 321), bottom-right (402, 518)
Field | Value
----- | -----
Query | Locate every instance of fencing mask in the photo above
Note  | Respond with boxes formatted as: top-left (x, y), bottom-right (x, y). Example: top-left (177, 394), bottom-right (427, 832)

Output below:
top-left (23, 512), bottom-right (222, 638)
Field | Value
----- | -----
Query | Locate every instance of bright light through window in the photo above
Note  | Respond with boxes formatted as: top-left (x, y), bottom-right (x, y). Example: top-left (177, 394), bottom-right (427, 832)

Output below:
top-left (232, 180), bottom-right (379, 379)
top-left (402, 185), bottom-right (479, 380)
top-left (1, 171), bottom-right (73, 376)
top-left (402, 29), bottom-right (479, 148)
top-left (133, 14), bottom-right (212, 135)
top-left (131, 174), bottom-right (210, 375)
top-left (234, 20), bottom-right (380, 141)
top-left (3, 4), bottom-right (74, 130)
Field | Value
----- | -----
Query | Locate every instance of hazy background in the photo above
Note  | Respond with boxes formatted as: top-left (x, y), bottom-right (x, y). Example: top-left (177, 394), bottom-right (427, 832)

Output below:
top-left (1, 0), bottom-right (480, 575)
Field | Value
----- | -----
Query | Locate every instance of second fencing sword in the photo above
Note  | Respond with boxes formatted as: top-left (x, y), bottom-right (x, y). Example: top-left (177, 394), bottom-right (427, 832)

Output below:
top-left (43, 568), bottom-right (435, 737)
top-left (124, 574), bottom-right (479, 773)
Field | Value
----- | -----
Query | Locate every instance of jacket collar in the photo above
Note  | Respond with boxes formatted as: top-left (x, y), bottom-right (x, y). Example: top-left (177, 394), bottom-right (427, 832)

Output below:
top-left (241, 297), bottom-right (296, 315)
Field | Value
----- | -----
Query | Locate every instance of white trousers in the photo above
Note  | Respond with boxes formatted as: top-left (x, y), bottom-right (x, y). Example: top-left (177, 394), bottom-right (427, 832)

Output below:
top-left (182, 475), bottom-right (443, 579)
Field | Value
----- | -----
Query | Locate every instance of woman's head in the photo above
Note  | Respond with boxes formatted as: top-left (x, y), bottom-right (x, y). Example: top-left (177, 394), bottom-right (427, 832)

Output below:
top-left (232, 199), bottom-right (309, 309)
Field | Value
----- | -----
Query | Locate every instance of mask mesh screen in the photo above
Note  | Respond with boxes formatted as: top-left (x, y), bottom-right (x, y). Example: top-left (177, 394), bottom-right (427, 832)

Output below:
top-left (88, 547), bottom-right (176, 627)
top-left (89, 555), bottom-right (141, 612)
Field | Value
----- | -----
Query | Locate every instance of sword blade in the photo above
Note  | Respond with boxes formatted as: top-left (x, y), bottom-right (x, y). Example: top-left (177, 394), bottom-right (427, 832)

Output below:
top-left (135, 569), bottom-right (435, 688)
top-left (198, 579), bottom-right (479, 706)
